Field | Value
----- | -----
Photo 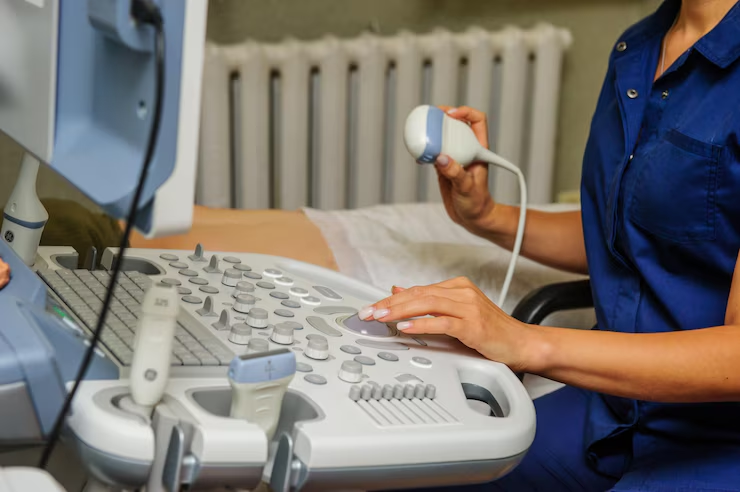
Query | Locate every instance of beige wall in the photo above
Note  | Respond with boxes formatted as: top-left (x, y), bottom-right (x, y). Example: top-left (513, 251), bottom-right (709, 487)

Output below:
top-left (0, 0), bottom-right (660, 208)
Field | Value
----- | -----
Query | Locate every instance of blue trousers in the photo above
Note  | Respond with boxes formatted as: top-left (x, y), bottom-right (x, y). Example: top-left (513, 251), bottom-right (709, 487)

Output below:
top-left (401, 386), bottom-right (740, 491)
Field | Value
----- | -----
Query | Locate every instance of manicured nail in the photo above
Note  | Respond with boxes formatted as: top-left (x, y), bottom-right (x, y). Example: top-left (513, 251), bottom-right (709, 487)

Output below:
top-left (446, 108), bottom-right (458, 114)
top-left (436, 155), bottom-right (449, 166)
top-left (358, 306), bottom-right (375, 320)
top-left (397, 321), bottom-right (413, 330)
top-left (373, 308), bottom-right (390, 319)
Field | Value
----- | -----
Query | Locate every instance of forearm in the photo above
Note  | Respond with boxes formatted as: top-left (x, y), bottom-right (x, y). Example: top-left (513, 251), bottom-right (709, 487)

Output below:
top-left (522, 324), bottom-right (740, 402)
top-left (473, 205), bottom-right (588, 274)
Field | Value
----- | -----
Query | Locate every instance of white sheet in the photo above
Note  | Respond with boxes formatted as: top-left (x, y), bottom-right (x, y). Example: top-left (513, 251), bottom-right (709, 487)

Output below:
top-left (304, 202), bottom-right (589, 398)
top-left (304, 202), bottom-right (594, 324)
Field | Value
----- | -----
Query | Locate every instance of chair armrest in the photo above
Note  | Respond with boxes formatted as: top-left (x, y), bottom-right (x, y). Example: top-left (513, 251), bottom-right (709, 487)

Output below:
top-left (511, 279), bottom-right (593, 325)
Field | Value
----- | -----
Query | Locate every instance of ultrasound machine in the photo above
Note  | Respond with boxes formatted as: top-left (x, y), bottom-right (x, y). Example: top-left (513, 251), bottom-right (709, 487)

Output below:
top-left (0, 1), bottom-right (535, 490)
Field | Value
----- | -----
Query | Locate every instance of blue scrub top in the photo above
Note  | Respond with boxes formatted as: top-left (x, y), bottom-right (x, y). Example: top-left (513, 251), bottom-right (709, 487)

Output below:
top-left (581, 0), bottom-right (740, 477)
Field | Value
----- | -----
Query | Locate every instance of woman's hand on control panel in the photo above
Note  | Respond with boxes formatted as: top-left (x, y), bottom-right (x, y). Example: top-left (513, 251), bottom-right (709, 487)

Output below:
top-left (0, 258), bottom-right (10, 289)
top-left (358, 277), bottom-right (538, 372)
top-left (434, 106), bottom-right (496, 237)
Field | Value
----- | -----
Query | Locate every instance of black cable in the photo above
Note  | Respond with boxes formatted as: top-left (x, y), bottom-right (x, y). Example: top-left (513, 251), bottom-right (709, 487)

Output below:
top-left (39, 2), bottom-right (165, 468)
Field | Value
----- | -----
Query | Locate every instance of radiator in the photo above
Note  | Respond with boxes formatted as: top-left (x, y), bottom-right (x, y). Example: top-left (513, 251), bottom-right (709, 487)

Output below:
top-left (197, 24), bottom-right (572, 210)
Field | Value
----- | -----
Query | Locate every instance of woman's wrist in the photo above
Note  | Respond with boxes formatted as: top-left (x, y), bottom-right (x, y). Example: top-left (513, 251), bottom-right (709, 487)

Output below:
top-left (515, 323), bottom-right (555, 374)
top-left (467, 200), bottom-right (517, 241)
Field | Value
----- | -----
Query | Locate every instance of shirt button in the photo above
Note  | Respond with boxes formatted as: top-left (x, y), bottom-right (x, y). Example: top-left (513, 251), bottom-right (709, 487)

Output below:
top-left (662, 90), bottom-right (669, 99)
top-left (627, 89), bottom-right (638, 99)
top-left (616, 41), bottom-right (627, 52)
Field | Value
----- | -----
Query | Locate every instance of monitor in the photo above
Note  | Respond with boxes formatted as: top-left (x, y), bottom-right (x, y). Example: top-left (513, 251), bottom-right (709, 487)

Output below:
top-left (0, 0), bottom-right (207, 237)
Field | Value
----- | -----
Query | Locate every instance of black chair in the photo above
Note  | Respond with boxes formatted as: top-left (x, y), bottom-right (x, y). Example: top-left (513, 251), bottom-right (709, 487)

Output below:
top-left (511, 279), bottom-right (593, 325)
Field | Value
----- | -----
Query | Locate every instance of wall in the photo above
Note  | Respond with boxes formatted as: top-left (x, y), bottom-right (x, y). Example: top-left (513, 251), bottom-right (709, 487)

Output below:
top-left (207, 0), bottom-right (658, 199)
top-left (0, 0), bottom-right (659, 209)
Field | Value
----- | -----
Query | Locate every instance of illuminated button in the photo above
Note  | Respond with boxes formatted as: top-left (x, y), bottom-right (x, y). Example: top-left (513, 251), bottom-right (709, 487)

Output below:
top-left (264, 268), bottom-right (283, 278)
top-left (411, 356), bottom-right (432, 368)
top-left (301, 296), bottom-right (321, 306)
top-left (275, 277), bottom-right (294, 286)
top-left (290, 287), bottom-right (309, 297)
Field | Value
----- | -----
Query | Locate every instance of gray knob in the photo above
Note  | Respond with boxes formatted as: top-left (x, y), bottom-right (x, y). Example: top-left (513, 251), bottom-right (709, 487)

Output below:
top-left (425, 384), bottom-right (437, 399)
top-left (247, 338), bottom-right (269, 354)
top-left (393, 384), bottom-right (404, 400)
top-left (382, 384), bottom-right (394, 400)
top-left (195, 296), bottom-right (217, 317)
top-left (211, 309), bottom-right (230, 331)
top-left (305, 337), bottom-right (329, 360)
top-left (404, 384), bottom-right (414, 399)
top-left (361, 384), bottom-right (372, 400)
top-left (414, 383), bottom-right (425, 399)
top-left (233, 294), bottom-right (256, 314)
top-left (228, 323), bottom-right (252, 345)
top-left (188, 243), bottom-right (207, 262)
top-left (349, 385), bottom-right (362, 401)
top-left (270, 322), bottom-right (295, 345)
top-left (246, 307), bottom-right (269, 328)
top-left (372, 385), bottom-right (383, 400)
top-left (221, 268), bottom-right (242, 287)
top-left (231, 281), bottom-right (255, 297)
top-left (338, 360), bottom-right (363, 383)
top-left (203, 254), bottom-right (222, 274)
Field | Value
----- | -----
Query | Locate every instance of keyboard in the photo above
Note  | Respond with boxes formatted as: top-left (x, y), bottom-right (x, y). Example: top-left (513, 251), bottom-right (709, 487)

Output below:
top-left (35, 244), bottom-right (536, 490)
top-left (38, 268), bottom-right (233, 371)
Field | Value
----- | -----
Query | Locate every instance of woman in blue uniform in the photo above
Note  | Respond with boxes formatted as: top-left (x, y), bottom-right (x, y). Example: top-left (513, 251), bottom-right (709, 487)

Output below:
top-left (363, 0), bottom-right (740, 489)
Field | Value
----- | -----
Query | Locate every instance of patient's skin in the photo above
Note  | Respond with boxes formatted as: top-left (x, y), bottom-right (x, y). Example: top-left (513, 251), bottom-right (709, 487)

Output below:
top-left (0, 259), bottom-right (9, 289)
top-left (127, 206), bottom-right (339, 271)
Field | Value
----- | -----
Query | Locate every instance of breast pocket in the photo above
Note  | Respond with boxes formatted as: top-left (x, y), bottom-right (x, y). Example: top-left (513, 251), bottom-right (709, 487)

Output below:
top-left (629, 129), bottom-right (721, 243)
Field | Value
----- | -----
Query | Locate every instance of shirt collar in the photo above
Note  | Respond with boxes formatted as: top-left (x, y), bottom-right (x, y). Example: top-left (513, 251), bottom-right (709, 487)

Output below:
top-left (618, 0), bottom-right (740, 69)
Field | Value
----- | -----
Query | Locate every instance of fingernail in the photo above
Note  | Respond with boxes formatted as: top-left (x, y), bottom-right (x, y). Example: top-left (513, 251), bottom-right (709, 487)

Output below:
top-left (358, 306), bottom-right (375, 320)
top-left (436, 155), bottom-right (449, 166)
top-left (373, 308), bottom-right (390, 319)
top-left (397, 321), bottom-right (413, 330)
top-left (447, 108), bottom-right (458, 114)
